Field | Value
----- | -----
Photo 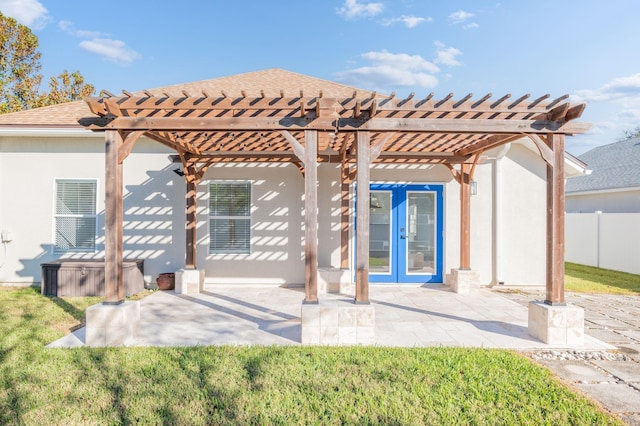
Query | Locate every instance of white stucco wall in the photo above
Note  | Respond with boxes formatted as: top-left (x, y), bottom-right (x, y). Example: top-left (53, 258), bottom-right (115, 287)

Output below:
top-left (199, 162), bottom-right (306, 284)
top-left (0, 134), bottom-right (549, 287)
top-left (499, 143), bottom-right (547, 285)
top-left (0, 135), bottom-right (183, 284)
top-left (566, 189), bottom-right (640, 213)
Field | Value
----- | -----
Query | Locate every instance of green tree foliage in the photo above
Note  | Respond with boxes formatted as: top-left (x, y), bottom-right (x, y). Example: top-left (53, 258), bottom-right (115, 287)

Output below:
top-left (0, 12), bottom-right (42, 113)
top-left (620, 125), bottom-right (640, 141)
top-left (0, 12), bottom-right (95, 114)
top-left (43, 70), bottom-right (95, 106)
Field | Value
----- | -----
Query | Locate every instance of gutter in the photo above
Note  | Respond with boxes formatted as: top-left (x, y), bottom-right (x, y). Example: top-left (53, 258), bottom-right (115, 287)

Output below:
top-left (564, 151), bottom-right (591, 178)
top-left (0, 127), bottom-right (95, 137)
top-left (567, 185), bottom-right (640, 196)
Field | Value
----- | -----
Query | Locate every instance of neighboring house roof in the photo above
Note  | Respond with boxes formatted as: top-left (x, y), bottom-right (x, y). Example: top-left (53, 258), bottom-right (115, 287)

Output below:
top-left (0, 69), bottom-right (370, 128)
top-left (566, 137), bottom-right (640, 193)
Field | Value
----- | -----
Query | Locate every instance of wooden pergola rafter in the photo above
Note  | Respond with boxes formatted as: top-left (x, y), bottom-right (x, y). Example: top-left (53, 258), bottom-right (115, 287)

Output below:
top-left (82, 89), bottom-right (589, 307)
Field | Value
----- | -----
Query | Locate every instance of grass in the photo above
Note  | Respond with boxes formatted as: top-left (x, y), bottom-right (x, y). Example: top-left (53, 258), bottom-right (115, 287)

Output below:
top-left (565, 262), bottom-right (640, 295)
top-left (0, 287), bottom-right (623, 425)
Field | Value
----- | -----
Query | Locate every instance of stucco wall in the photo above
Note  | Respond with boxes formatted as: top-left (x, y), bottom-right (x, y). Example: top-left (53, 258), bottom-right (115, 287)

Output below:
top-left (498, 143), bottom-right (547, 285)
top-left (566, 189), bottom-right (640, 213)
top-left (0, 135), bottom-right (549, 287)
top-left (0, 135), bottom-right (183, 284)
top-left (199, 163), bottom-right (306, 284)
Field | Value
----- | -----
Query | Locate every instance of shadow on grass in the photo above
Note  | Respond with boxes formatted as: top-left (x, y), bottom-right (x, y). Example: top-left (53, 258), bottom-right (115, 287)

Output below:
top-left (48, 296), bottom-right (87, 330)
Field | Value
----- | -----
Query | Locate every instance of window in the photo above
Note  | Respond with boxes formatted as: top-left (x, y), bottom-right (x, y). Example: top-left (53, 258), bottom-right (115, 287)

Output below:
top-left (209, 182), bottom-right (251, 254)
top-left (54, 179), bottom-right (97, 251)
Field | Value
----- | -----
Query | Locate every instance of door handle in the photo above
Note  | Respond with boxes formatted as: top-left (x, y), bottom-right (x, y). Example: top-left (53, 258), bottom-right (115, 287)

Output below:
top-left (400, 235), bottom-right (407, 239)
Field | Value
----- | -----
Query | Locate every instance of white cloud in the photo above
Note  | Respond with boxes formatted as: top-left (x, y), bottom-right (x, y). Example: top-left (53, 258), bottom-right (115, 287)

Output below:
top-left (434, 42), bottom-right (462, 66)
top-left (449, 10), bottom-right (474, 24)
top-left (58, 20), bottom-right (104, 39)
top-left (335, 50), bottom-right (440, 90)
top-left (0, 0), bottom-right (49, 29)
top-left (58, 19), bottom-right (139, 65)
top-left (574, 73), bottom-right (640, 107)
top-left (618, 109), bottom-right (640, 121)
top-left (79, 38), bottom-right (140, 64)
top-left (381, 15), bottom-right (432, 28)
top-left (464, 22), bottom-right (479, 29)
top-left (337, 0), bottom-right (383, 19)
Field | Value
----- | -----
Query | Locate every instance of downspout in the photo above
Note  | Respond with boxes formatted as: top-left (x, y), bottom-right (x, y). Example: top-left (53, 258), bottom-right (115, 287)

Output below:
top-left (492, 143), bottom-right (511, 286)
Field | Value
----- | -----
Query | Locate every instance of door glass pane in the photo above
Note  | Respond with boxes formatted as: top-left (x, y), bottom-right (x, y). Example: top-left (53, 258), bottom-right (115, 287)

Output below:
top-left (406, 192), bottom-right (435, 274)
top-left (369, 191), bottom-right (392, 273)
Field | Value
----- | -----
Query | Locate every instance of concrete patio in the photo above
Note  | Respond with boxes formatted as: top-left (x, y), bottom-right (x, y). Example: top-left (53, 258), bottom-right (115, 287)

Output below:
top-left (49, 284), bottom-right (611, 350)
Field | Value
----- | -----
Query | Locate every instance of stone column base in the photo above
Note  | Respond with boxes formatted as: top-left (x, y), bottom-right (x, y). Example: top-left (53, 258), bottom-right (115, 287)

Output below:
top-left (85, 301), bottom-right (140, 347)
top-left (317, 268), bottom-right (352, 294)
top-left (301, 299), bottom-right (375, 345)
top-left (175, 269), bottom-right (205, 295)
top-left (449, 269), bottom-right (480, 294)
top-left (528, 301), bottom-right (584, 346)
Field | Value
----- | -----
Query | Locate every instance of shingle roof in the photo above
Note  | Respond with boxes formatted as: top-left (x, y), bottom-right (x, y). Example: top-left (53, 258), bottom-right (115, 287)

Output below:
top-left (0, 68), bottom-right (370, 127)
top-left (566, 137), bottom-right (640, 193)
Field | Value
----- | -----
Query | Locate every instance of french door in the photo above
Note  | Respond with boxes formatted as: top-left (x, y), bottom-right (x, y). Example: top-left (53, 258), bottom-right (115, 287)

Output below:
top-left (365, 184), bottom-right (444, 283)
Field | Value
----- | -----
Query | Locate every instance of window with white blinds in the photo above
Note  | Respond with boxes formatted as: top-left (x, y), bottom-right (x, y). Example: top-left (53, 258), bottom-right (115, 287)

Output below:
top-left (54, 179), bottom-right (97, 251)
top-left (209, 182), bottom-right (251, 254)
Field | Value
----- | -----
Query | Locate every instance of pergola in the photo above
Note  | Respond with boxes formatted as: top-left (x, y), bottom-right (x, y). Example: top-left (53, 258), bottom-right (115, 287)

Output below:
top-left (81, 88), bottom-right (589, 308)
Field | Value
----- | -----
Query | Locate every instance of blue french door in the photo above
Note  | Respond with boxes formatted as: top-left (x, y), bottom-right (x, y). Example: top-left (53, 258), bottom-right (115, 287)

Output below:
top-left (366, 184), bottom-right (443, 283)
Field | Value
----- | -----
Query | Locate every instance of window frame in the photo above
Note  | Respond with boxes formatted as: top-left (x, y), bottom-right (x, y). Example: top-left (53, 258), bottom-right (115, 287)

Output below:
top-left (208, 180), bottom-right (252, 255)
top-left (53, 178), bottom-right (98, 253)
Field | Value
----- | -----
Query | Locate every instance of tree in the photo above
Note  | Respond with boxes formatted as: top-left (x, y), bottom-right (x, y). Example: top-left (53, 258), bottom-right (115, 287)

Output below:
top-left (619, 125), bottom-right (640, 141)
top-left (0, 12), bottom-right (95, 113)
top-left (42, 70), bottom-right (95, 106)
top-left (0, 12), bottom-right (43, 113)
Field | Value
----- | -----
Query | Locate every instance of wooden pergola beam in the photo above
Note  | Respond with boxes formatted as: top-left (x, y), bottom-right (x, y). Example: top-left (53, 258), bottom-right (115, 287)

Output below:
top-left (455, 134), bottom-right (527, 156)
top-left (459, 163), bottom-right (472, 270)
top-left (83, 89), bottom-right (590, 310)
top-left (85, 95), bottom-right (585, 118)
top-left (184, 164), bottom-right (198, 269)
top-left (104, 130), bottom-right (124, 303)
top-left (546, 134), bottom-right (566, 305)
top-left (340, 162), bottom-right (355, 269)
top-left (304, 130), bottom-right (318, 303)
top-left (87, 117), bottom-right (591, 135)
top-left (355, 131), bottom-right (371, 304)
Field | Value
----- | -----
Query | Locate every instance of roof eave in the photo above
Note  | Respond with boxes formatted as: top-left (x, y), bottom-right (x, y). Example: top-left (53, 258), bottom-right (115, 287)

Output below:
top-left (0, 126), bottom-right (97, 137)
top-left (567, 185), bottom-right (640, 196)
top-left (564, 154), bottom-right (592, 178)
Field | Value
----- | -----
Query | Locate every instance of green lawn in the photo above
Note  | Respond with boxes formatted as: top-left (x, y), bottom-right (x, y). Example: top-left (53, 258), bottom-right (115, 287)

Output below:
top-left (0, 287), bottom-right (622, 425)
top-left (565, 262), bottom-right (640, 295)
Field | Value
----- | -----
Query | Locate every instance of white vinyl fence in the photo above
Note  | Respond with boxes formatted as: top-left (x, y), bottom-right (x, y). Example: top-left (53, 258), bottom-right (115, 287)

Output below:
top-left (565, 213), bottom-right (640, 275)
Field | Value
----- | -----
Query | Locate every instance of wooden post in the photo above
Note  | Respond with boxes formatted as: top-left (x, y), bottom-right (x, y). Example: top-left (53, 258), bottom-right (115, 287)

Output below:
top-left (355, 131), bottom-right (370, 304)
top-left (545, 134), bottom-right (566, 305)
top-left (105, 130), bottom-right (124, 303)
top-left (304, 130), bottom-right (318, 303)
top-left (185, 165), bottom-right (198, 269)
top-left (340, 161), bottom-right (352, 269)
top-left (460, 163), bottom-right (471, 270)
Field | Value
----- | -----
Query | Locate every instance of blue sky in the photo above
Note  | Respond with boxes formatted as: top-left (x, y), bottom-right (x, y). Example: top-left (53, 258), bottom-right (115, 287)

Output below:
top-left (1, 0), bottom-right (639, 155)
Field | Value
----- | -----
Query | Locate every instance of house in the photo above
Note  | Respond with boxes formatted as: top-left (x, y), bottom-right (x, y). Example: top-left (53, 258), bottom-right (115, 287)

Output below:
top-left (565, 138), bottom-right (640, 275)
top-left (0, 69), bottom-right (589, 345)
top-left (566, 137), bottom-right (640, 213)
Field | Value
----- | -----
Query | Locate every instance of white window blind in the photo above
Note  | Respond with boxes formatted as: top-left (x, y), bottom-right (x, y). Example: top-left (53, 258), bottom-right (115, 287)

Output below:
top-left (54, 179), bottom-right (97, 251)
top-left (209, 182), bottom-right (251, 254)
